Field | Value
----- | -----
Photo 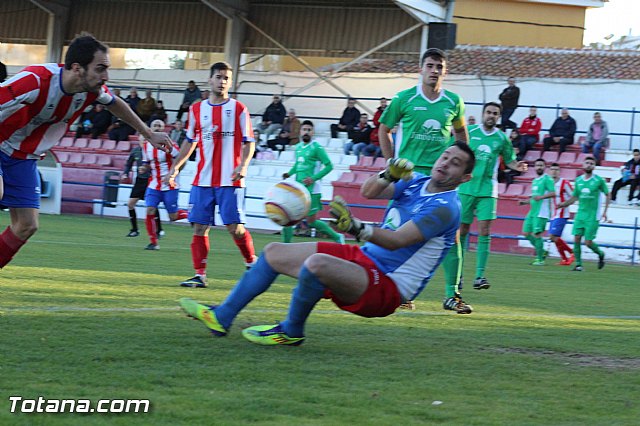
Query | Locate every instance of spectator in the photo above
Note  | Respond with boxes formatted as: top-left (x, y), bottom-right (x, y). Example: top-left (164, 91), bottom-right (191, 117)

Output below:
top-left (518, 106), bottom-right (542, 159)
top-left (498, 77), bottom-right (520, 130)
top-left (467, 115), bottom-right (476, 125)
top-left (366, 98), bottom-right (388, 159)
top-left (107, 117), bottom-right (136, 142)
top-left (330, 97), bottom-right (361, 138)
top-left (610, 149), bottom-right (640, 205)
top-left (112, 88), bottom-right (124, 100)
top-left (581, 112), bottom-right (609, 165)
top-left (176, 80), bottom-right (201, 120)
top-left (343, 113), bottom-right (372, 157)
top-left (269, 108), bottom-right (300, 152)
top-left (136, 89), bottom-right (157, 124)
top-left (0, 61), bottom-right (7, 83)
top-left (509, 128), bottom-right (522, 158)
top-left (256, 94), bottom-right (286, 138)
top-left (200, 89), bottom-right (210, 100)
top-left (75, 103), bottom-right (113, 139)
top-left (149, 100), bottom-right (167, 123)
top-left (543, 108), bottom-right (576, 153)
top-left (169, 120), bottom-right (187, 147)
top-left (125, 87), bottom-right (141, 115)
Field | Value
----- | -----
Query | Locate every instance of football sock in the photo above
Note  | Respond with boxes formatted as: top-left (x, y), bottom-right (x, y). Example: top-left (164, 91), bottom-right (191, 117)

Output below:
top-left (574, 242), bottom-right (582, 266)
top-left (280, 265), bottom-right (325, 338)
top-left (310, 219), bottom-right (342, 243)
top-left (0, 226), bottom-right (27, 268)
top-left (282, 226), bottom-right (294, 243)
top-left (533, 237), bottom-right (544, 261)
top-left (476, 235), bottom-right (491, 278)
top-left (145, 214), bottom-right (158, 245)
top-left (554, 239), bottom-right (567, 260)
top-left (558, 237), bottom-right (573, 256)
top-left (588, 242), bottom-right (604, 257)
top-left (176, 209), bottom-right (189, 220)
top-left (215, 255), bottom-right (279, 329)
top-left (191, 235), bottom-right (209, 275)
top-left (525, 234), bottom-right (536, 249)
top-left (442, 239), bottom-right (462, 298)
top-left (128, 209), bottom-right (137, 231)
top-left (233, 230), bottom-right (256, 263)
top-left (155, 210), bottom-right (163, 233)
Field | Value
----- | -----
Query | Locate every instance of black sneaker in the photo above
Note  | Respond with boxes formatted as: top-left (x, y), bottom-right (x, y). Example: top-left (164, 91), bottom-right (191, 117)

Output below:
top-left (144, 243), bottom-right (159, 250)
top-left (598, 253), bottom-right (605, 269)
top-left (572, 265), bottom-right (583, 272)
top-left (180, 275), bottom-right (207, 288)
top-left (473, 277), bottom-right (490, 290)
top-left (126, 230), bottom-right (139, 237)
top-left (443, 293), bottom-right (473, 314)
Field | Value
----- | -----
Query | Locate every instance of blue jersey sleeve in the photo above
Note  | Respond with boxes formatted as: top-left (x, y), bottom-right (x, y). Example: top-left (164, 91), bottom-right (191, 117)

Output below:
top-left (412, 197), bottom-right (459, 242)
top-left (392, 173), bottom-right (426, 200)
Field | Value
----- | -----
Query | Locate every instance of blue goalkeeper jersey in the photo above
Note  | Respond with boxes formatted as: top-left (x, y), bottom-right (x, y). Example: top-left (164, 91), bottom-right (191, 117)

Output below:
top-left (361, 174), bottom-right (461, 301)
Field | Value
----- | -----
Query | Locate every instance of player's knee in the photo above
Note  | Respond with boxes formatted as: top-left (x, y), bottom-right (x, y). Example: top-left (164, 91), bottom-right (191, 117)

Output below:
top-left (303, 254), bottom-right (332, 276)
top-left (585, 240), bottom-right (594, 246)
top-left (15, 221), bottom-right (38, 239)
top-left (263, 242), bottom-right (286, 268)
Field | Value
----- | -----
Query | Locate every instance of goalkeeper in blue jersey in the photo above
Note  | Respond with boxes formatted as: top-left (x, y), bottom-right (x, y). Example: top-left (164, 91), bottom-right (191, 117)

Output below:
top-left (179, 142), bottom-right (475, 345)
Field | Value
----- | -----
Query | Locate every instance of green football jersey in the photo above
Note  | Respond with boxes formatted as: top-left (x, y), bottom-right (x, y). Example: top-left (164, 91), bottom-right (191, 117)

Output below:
top-left (379, 85), bottom-right (465, 170)
top-left (287, 141), bottom-right (333, 194)
top-left (572, 174), bottom-right (608, 221)
top-left (458, 125), bottom-right (515, 198)
top-left (528, 174), bottom-right (555, 219)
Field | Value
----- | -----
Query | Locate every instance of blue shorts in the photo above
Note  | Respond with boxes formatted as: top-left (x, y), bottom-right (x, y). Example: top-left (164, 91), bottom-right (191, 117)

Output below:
top-left (145, 187), bottom-right (179, 213)
top-left (0, 151), bottom-right (41, 209)
top-left (188, 186), bottom-right (246, 226)
top-left (549, 218), bottom-right (568, 237)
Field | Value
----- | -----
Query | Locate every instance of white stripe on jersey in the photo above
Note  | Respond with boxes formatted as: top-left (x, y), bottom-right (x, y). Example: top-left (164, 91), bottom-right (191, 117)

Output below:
top-left (142, 141), bottom-right (180, 191)
top-left (553, 178), bottom-right (573, 219)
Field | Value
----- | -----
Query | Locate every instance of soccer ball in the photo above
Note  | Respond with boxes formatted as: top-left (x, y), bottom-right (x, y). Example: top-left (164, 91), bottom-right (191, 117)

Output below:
top-left (264, 180), bottom-right (311, 226)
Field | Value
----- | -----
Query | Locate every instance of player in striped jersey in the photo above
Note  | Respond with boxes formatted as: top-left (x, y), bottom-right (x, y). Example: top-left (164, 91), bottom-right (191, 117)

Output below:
top-left (140, 120), bottom-right (188, 251)
top-left (167, 62), bottom-right (256, 288)
top-left (0, 34), bottom-right (171, 269)
top-left (178, 143), bottom-right (475, 345)
top-left (548, 163), bottom-right (575, 265)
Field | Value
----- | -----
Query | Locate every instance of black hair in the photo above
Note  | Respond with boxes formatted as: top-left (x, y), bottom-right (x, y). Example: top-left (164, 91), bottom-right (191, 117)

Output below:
top-left (584, 155), bottom-right (596, 162)
top-left (550, 162), bottom-right (560, 168)
top-left (64, 34), bottom-right (108, 70)
top-left (210, 61), bottom-right (232, 77)
top-left (483, 101), bottom-right (502, 114)
top-left (535, 158), bottom-right (546, 164)
top-left (301, 120), bottom-right (314, 128)
top-left (633, 149), bottom-right (639, 154)
top-left (421, 48), bottom-right (447, 66)
top-left (452, 141), bottom-right (475, 174)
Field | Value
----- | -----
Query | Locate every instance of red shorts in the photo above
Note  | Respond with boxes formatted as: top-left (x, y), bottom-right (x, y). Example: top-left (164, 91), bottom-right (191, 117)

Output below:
top-left (317, 242), bottom-right (402, 318)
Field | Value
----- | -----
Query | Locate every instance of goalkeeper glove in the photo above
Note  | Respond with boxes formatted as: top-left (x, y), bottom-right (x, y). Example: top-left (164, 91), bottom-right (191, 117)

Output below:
top-left (329, 196), bottom-right (373, 242)
top-left (378, 158), bottom-right (414, 183)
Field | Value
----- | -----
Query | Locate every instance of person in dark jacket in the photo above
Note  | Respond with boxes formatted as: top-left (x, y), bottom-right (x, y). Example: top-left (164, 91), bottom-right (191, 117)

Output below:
top-left (75, 103), bottom-right (113, 139)
top-left (611, 149), bottom-right (640, 205)
top-left (498, 77), bottom-right (520, 130)
top-left (331, 97), bottom-right (361, 138)
top-left (543, 108), bottom-right (577, 153)
top-left (176, 80), bottom-right (201, 120)
top-left (256, 94), bottom-right (286, 138)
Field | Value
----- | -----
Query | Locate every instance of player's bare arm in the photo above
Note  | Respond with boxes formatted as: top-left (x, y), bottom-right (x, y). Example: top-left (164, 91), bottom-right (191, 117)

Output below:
top-left (232, 142), bottom-right (255, 181)
top-left (507, 160), bottom-right (528, 172)
top-left (558, 195), bottom-right (579, 209)
top-left (534, 191), bottom-right (556, 202)
top-left (378, 123), bottom-right (394, 159)
top-left (107, 96), bottom-right (171, 151)
top-left (165, 141), bottom-right (197, 186)
top-left (601, 193), bottom-right (611, 221)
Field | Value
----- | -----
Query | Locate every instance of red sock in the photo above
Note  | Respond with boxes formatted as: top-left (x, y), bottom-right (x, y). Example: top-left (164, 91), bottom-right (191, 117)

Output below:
top-left (191, 235), bottom-right (209, 275)
top-left (0, 226), bottom-right (27, 268)
top-left (557, 238), bottom-right (573, 256)
top-left (145, 214), bottom-right (158, 245)
top-left (176, 209), bottom-right (188, 220)
top-left (554, 239), bottom-right (567, 261)
top-left (233, 230), bottom-right (256, 263)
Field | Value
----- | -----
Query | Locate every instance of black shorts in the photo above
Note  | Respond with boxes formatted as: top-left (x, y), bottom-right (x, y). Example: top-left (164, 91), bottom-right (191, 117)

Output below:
top-left (130, 176), bottom-right (148, 199)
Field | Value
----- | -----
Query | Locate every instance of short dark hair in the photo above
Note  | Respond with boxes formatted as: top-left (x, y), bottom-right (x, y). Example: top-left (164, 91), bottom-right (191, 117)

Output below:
top-left (584, 155), bottom-right (596, 162)
top-left (550, 162), bottom-right (560, 168)
top-left (452, 141), bottom-right (475, 174)
top-left (301, 120), bottom-right (314, 128)
top-left (188, 80), bottom-right (195, 84)
top-left (64, 34), bottom-right (108, 70)
top-left (210, 61), bottom-right (232, 77)
top-left (421, 48), bottom-right (447, 66)
top-left (633, 149), bottom-right (640, 154)
top-left (535, 158), bottom-right (545, 164)
top-left (483, 102), bottom-right (502, 114)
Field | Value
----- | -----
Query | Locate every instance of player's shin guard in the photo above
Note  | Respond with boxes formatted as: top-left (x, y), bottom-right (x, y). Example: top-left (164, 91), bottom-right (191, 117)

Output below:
top-left (0, 226), bottom-right (27, 268)
top-left (233, 230), bottom-right (256, 263)
top-left (128, 209), bottom-right (137, 231)
top-left (145, 214), bottom-right (158, 245)
top-left (442, 240), bottom-right (462, 298)
top-left (476, 235), bottom-right (491, 278)
top-left (533, 237), bottom-right (544, 261)
top-left (280, 265), bottom-right (325, 338)
top-left (155, 209), bottom-right (163, 233)
top-left (282, 226), bottom-right (294, 243)
top-left (574, 242), bottom-right (582, 266)
top-left (215, 255), bottom-right (279, 329)
top-left (191, 235), bottom-right (209, 275)
top-left (554, 239), bottom-right (568, 260)
top-left (310, 219), bottom-right (342, 243)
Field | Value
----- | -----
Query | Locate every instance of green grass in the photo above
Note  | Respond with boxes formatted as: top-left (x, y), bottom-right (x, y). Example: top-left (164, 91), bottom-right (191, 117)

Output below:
top-left (1, 213), bottom-right (639, 425)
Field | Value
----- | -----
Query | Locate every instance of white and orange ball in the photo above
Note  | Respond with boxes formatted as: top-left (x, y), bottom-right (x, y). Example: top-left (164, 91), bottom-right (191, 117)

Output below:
top-left (264, 180), bottom-right (311, 226)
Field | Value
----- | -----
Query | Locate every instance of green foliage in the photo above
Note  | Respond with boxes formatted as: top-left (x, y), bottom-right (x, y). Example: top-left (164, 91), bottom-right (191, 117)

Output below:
top-left (0, 214), bottom-right (638, 425)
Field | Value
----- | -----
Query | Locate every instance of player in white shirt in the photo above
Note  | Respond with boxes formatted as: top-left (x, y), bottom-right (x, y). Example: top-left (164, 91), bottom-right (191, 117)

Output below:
top-left (140, 120), bottom-right (188, 251)
top-left (179, 142), bottom-right (476, 345)
top-left (0, 34), bottom-right (171, 269)
top-left (167, 62), bottom-right (256, 288)
top-left (548, 163), bottom-right (575, 265)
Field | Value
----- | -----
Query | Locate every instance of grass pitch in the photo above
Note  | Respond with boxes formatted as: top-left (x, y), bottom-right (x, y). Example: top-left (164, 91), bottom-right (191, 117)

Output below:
top-left (1, 213), bottom-right (639, 425)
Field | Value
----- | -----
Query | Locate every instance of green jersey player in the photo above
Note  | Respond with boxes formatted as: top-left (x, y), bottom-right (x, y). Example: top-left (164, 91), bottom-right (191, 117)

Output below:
top-left (282, 120), bottom-right (344, 244)
top-left (458, 102), bottom-right (526, 289)
top-left (557, 156), bottom-right (610, 271)
top-left (378, 48), bottom-right (469, 313)
top-left (519, 159), bottom-right (556, 265)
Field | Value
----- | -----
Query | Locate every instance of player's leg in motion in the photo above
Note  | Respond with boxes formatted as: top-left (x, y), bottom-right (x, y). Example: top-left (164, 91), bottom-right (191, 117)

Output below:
top-left (307, 200), bottom-right (344, 243)
top-left (218, 187), bottom-right (256, 267)
top-left (227, 223), bottom-right (257, 267)
top-left (442, 233), bottom-right (463, 296)
top-left (584, 221), bottom-right (605, 269)
top-left (572, 234), bottom-right (583, 271)
top-left (127, 196), bottom-right (140, 237)
top-left (0, 208), bottom-right (36, 268)
top-left (282, 226), bottom-right (294, 243)
top-left (473, 219), bottom-right (493, 289)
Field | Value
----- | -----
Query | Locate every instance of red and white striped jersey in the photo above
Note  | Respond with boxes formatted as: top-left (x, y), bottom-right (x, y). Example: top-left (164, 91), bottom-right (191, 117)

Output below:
top-left (554, 177), bottom-right (573, 219)
top-left (142, 141), bottom-right (181, 191)
top-left (0, 63), bottom-right (114, 159)
top-left (186, 98), bottom-right (254, 187)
